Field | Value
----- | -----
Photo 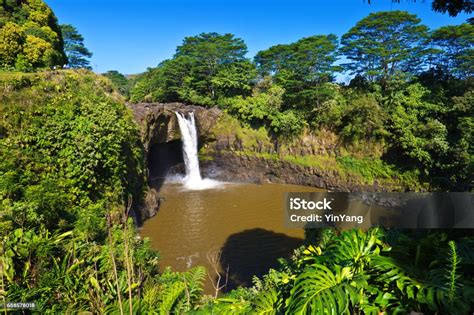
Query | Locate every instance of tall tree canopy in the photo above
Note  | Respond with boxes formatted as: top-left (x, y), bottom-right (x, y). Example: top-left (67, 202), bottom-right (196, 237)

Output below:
top-left (369, 0), bottom-right (473, 17)
top-left (60, 24), bottom-right (92, 69)
top-left (430, 23), bottom-right (474, 78)
top-left (174, 32), bottom-right (251, 100)
top-left (254, 35), bottom-right (340, 112)
top-left (130, 32), bottom-right (255, 104)
top-left (341, 11), bottom-right (429, 84)
top-left (103, 70), bottom-right (131, 97)
top-left (176, 32), bottom-right (247, 67)
top-left (255, 34), bottom-right (340, 84)
top-left (430, 0), bottom-right (474, 16)
top-left (0, 0), bottom-right (66, 70)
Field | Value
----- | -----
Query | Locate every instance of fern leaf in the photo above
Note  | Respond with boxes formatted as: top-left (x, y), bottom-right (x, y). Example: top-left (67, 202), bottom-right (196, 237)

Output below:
top-left (446, 240), bottom-right (460, 304)
top-left (182, 265), bottom-right (206, 299)
top-left (159, 281), bottom-right (186, 315)
top-left (253, 288), bottom-right (280, 315)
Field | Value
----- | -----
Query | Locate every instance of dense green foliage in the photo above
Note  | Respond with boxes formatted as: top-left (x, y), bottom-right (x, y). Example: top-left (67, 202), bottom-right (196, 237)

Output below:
top-left (430, 23), bottom-right (474, 78)
top-left (0, 71), bottom-right (152, 312)
top-left (197, 228), bottom-right (474, 314)
top-left (341, 11), bottom-right (429, 85)
top-left (102, 70), bottom-right (132, 97)
top-left (255, 34), bottom-right (340, 84)
top-left (131, 12), bottom-right (473, 191)
top-left (0, 71), bottom-right (143, 233)
top-left (130, 32), bottom-right (255, 105)
top-left (0, 0), bottom-right (66, 70)
top-left (1, 2), bottom-right (472, 313)
top-left (60, 24), bottom-right (92, 69)
top-left (388, 0), bottom-right (474, 17)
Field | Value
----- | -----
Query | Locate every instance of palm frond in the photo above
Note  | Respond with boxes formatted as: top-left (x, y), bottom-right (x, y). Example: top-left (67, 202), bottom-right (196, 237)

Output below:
top-left (286, 264), bottom-right (358, 315)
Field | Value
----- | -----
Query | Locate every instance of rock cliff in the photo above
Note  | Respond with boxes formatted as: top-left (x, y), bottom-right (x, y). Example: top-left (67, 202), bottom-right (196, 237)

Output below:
top-left (128, 102), bottom-right (221, 153)
top-left (129, 103), bottom-right (415, 223)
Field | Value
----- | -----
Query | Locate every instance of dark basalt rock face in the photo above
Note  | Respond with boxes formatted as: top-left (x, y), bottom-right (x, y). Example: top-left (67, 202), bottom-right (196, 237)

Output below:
top-left (128, 102), bottom-right (221, 153)
top-left (200, 152), bottom-right (401, 193)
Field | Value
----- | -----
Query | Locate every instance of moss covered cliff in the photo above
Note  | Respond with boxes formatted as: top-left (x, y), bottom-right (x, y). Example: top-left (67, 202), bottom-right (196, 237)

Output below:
top-left (199, 113), bottom-right (426, 191)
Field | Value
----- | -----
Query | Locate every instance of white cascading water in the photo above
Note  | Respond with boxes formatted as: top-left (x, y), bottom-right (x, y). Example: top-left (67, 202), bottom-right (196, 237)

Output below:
top-left (175, 111), bottom-right (219, 190)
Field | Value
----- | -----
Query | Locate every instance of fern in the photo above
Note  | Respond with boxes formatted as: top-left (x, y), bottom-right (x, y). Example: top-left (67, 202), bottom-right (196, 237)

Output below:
top-left (159, 281), bottom-right (186, 315)
top-left (208, 297), bottom-right (252, 314)
top-left (371, 242), bottom-right (472, 314)
top-left (182, 265), bottom-right (206, 302)
top-left (142, 281), bottom-right (161, 309)
top-left (446, 241), bottom-right (460, 304)
top-left (253, 288), bottom-right (280, 315)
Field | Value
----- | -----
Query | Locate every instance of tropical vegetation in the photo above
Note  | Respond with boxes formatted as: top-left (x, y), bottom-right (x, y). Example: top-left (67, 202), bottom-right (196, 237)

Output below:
top-left (1, 0), bottom-right (473, 314)
top-left (130, 11), bottom-right (473, 191)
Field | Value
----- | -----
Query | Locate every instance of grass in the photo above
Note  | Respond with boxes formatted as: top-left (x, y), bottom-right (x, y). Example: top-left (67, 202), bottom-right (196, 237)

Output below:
top-left (284, 154), bottom-right (337, 170)
top-left (336, 156), bottom-right (420, 186)
top-left (211, 113), bottom-right (274, 151)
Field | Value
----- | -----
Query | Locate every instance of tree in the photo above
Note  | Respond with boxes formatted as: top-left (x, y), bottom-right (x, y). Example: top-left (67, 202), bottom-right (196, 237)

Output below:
top-left (0, 0), bottom-right (66, 70)
top-left (174, 32), bottom-right (249, 100)
top-left (130, 32), bottom-right (254, 105)
top-left (430, 0), bottom-right (473, 16)
top-left (336, 94), bottom-right (388, 142)
top-left (385, 83), bottom-right (449, 172)
top-left (369, 0), bottom-right (473, 17)
top-left (430, 23), bottom-right (474, 78)
top-left (254, 44), bottom-right (293, 77)
top-left (255, 34), bottom-right (340, 84)
top-left (0, 22), bottom-right (25, 67)
top-left (60, 24), bottom-right (92, 69)
top-left (211, 60), bottom-right (257, 98)
top-left (341, 11), bottom-right (429, 85)
top-left (255, 35), bottom-right (340, 112)
top-left (103, 70), bottom-right (131, 97)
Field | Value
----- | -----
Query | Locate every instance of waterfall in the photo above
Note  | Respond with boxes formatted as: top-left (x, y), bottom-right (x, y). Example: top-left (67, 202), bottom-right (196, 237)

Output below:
top-left (175, 111), bottom-right (219, 190)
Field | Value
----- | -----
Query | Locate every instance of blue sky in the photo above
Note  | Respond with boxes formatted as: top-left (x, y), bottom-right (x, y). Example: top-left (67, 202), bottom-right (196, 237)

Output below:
top-left (45, 0), bottom-right (470, 75)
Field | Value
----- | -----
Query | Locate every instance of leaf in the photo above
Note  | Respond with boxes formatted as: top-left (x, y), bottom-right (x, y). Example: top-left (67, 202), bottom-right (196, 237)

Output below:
top-left (253, 288), bottom-right (280, 315)
top-left (159, 281), bottom-right (186, 315)
top-left (303, 245), bottom-right (322, 256)
top-left (89, 276), bottom-right (101, 293)
top-left (286, 264), bottom-right (355, 314)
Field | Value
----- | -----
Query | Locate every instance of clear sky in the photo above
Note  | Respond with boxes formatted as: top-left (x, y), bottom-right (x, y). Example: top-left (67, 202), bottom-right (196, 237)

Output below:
top-left (45, 0), bottom-right (471, 75)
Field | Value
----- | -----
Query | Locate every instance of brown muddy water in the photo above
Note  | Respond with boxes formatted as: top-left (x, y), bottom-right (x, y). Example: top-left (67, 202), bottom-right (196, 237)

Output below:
top-left (139, 181), bottom-right (322, 294)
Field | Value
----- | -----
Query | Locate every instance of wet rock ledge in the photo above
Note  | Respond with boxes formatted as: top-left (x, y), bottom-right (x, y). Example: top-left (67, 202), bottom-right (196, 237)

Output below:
top-left (128, 102), bottom-right (221, 224)
top-left (128, 102), bottom-right (221, 153)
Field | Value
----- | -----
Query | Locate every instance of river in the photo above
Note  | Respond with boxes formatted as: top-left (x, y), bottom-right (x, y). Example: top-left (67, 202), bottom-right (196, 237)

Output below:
top-left (139, 181), bottom-right (322, 294)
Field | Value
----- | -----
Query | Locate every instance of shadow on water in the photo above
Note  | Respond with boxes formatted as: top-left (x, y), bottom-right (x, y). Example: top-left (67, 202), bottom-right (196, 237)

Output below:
top-left (218, 228), bottom-right (303, 292)
top-left (147, 139), bottom-right (184, 191)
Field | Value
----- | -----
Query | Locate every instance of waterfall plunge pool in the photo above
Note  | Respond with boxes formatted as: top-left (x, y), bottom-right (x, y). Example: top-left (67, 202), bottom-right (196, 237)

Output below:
top-left (139, 181), bottom-right (322, 294)
top-left (140, 111), bottom-right (323, 294)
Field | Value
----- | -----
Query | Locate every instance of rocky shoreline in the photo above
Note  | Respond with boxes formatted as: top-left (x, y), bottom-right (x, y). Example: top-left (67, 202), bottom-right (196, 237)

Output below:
top-left (200, 151), bottom-right (404, 192)
top-left (128, 102), bottom-right (411, 224)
